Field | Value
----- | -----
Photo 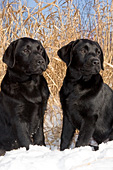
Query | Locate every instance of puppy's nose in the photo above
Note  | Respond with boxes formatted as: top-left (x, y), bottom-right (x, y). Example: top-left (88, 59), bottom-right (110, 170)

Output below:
top-left (92, 59), bottom-right (100, 66)
top-left (37, 60), bottom-right (45, 65)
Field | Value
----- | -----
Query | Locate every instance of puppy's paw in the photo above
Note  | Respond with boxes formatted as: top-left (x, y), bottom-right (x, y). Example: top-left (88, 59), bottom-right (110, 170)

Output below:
top-left (0, 149), bottom-right (6, 156)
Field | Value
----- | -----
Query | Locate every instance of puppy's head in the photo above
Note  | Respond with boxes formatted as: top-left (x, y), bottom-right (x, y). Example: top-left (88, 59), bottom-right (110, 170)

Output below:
top-left (57, 39), bottom-right (104, 78)
top-left (3, 37), bottom-right (49, 75)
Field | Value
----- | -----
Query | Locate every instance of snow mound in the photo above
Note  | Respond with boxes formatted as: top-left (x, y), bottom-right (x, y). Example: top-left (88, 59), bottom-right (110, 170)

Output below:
top-left (0, 141), bottom-right (113, 170)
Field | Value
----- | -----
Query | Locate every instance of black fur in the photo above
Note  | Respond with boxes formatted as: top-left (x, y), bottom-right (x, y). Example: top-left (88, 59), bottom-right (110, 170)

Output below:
top-left (0, 37), bottom-right (50, 154)
top-left (57, 39), bottom-right (113, 151)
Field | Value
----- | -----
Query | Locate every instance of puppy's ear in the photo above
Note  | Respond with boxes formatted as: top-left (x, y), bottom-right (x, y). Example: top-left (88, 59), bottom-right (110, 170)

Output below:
top-left (43, 49), bottom-right (50, 66)
top-left (95, 41), bottom-right (104, 70)
top-left (3, 40), bottom-right (18, 68)
top-left (57, 40), bottom-right (79, 67)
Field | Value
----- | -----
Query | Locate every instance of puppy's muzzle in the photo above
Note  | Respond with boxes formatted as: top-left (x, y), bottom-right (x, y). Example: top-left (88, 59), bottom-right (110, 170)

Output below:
top-left (37, 59), bottom-right (46, 71)
top-left (91, 58), bottom-right (100, 67)
top-left (88, 57), bottom-right (101, 73)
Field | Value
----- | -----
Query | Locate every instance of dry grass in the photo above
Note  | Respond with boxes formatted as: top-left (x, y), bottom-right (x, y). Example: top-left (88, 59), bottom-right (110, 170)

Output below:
top-left (0, 0), bottom-right (113, 149)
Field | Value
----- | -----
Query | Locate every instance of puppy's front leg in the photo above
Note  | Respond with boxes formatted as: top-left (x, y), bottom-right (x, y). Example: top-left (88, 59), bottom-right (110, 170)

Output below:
top-left (33, 102), bottom-right (46, 146)
top-left (76, 115), bottom-right (98, 147)
top-left (33, 117), bottom-right (45, 146)
top-left (60, 115), bottom-right (75, 151)
top-left (14, 117), bottom-right (31, 150)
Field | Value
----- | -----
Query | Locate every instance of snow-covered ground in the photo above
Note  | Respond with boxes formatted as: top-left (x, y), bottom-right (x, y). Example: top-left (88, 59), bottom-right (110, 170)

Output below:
top-left (0, 141), bottom-right (113, 170)
top-left (0, 103), bottom-right (113, 169)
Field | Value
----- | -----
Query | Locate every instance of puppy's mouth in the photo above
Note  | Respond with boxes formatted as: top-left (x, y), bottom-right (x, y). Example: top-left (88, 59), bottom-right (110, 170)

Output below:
top-left (25, 68), bottom-right (45, 75)
top-left (81, 58), bottom-right (101, 76)
top-left (80, 63), bottom-right (101, 81)
top-left (25, 61), bottom-right (46, 75)
top-left (81, 66), bottom-right (101, 75)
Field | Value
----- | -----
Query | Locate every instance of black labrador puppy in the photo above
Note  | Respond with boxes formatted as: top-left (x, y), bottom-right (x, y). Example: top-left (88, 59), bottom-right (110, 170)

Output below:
top-left (0, 37), bottom-right (50, 155)
top-left (57, 39), bottom-right (113, 151)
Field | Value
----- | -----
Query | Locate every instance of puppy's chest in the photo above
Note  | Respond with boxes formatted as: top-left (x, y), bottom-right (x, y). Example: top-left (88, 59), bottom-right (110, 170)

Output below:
top-left (74, 85), bottom-right (90, 98)
top-left (5, 80), bottom-right (43, 103)
top-left (66, 84), bottom-right (92, 107)
top-left (68, 84), bottom-right (91, 101)
top-left (20, 80), bottom-right (42, 103)
top-left (66, 84), bottom-right (103, 114)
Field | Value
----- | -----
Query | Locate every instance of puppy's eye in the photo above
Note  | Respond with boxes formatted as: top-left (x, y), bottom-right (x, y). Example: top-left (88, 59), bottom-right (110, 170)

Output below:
top-left (81, 48), bottom-right (87, 54)
top-left (80, 45), bottom-right (88, 54)
top-left (37, 45), bottom-right (40, 51)
top-left (23, 49), bottom-right (29, 53)
top-left (96, 49), bottom-right (101, 55)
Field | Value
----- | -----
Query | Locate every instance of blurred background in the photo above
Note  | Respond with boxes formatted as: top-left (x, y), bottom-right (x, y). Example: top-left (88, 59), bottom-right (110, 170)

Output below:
top-left (0, 0), bottom-right (113, 149)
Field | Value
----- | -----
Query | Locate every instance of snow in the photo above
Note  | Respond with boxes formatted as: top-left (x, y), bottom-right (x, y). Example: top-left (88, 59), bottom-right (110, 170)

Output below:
top-left (0, 102), bottom-right (113, 169)
top-left (0, 108), bottom-right (113, 169)
top-left (0, 141), bottom-right (113, 170)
